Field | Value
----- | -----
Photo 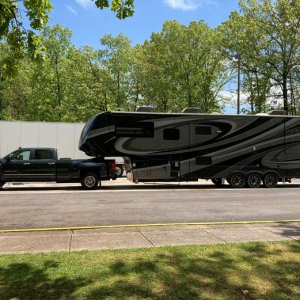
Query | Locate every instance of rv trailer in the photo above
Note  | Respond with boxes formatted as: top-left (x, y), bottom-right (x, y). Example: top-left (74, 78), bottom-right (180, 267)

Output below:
top-left (79, 111), bottom-right (300, 188)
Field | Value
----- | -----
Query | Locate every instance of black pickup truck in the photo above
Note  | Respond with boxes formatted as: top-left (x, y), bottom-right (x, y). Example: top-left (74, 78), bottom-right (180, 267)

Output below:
top-left (0, 147), bottom-right (117, 189)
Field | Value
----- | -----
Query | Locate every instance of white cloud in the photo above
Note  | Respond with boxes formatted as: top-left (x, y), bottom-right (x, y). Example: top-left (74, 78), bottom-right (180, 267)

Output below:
top-left (75, 0), bottom-right (93, 9)
top-left (164, 0), bottom-right (217, 11)
top-left (66, 5), bottom-right (78, 15)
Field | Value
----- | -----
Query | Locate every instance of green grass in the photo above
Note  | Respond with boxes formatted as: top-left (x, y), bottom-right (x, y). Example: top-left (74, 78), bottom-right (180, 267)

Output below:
top-left (0, 241), bottom-right (299, 299)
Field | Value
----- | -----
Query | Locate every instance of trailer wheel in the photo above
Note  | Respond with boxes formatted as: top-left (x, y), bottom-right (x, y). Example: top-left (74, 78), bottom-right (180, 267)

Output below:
top-left (81, 172), bottom-right (99, 190)
top-left (247, 173), bottom-right (262, 188)
top-left (263, 173), bottom-right (278, 188)
top-left (211, 178), bottom-right (223, 186)
top-left (229, 173), bottom-right (245, 188)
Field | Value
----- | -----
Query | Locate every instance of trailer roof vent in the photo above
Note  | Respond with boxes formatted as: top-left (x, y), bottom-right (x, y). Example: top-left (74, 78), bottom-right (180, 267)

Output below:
top-left (136, 105), bottom-right (155, 112)
top-left (181, 107), bottom-right (202, 113)
top-left (267, 110), bottom-right (288, 115)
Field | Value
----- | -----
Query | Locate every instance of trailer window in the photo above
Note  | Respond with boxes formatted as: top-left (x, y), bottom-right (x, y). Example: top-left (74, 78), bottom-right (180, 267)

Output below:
top-left (163, 128), bottom-right (180, 140)
top-left (195, 126), bottom-right (212, 135)
top-left (196, 156), bottom-right (212, 165)
top-left (116, 122), bottom-right (154, 137)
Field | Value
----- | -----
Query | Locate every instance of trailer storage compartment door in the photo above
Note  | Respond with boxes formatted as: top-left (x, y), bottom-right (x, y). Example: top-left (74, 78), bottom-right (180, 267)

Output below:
top-left (189, 123), bottom-right (218, 178)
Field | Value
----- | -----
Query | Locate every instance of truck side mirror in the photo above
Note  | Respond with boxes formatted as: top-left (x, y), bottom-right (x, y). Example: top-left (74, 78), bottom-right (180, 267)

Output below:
top-left (7, 153), bottom-right (15, 161)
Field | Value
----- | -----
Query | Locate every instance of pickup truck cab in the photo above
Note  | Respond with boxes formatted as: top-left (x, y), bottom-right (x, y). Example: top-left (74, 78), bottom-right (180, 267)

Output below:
top-left (0, 147), bottom-right (117, 189)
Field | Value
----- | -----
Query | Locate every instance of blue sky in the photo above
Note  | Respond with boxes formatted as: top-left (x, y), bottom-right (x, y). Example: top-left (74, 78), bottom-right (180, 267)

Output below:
top-left (48, 0), bottom-right (240, 48)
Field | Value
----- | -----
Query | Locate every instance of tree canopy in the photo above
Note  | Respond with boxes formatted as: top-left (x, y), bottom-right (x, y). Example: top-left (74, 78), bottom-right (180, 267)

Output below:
top-left (1, 0), bottom-right (300, 121)
top-left (0, 0), bottom-right (134, 64)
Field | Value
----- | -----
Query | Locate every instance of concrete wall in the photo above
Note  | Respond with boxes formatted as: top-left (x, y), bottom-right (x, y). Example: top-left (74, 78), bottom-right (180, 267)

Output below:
top-left (0, 121), bottom-right (88, 159)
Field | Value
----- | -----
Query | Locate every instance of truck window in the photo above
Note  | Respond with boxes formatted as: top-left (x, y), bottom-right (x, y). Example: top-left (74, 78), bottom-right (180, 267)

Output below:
top-left (163, 128), bottom-right (180, 140)
top-left (34, 149), bottom-right (54, 160)
top-left (12, 150), bottom-right (31, 161)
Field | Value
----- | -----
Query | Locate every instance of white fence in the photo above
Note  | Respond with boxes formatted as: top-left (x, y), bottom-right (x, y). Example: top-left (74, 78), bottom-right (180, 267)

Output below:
top-left (0, 121), bottom-right (88, 159)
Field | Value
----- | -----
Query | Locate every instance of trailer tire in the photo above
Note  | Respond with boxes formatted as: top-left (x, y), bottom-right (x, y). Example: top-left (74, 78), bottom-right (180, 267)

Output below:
top-left (81, 172), bottom-right (99, 190)
top-left (263, 173), bottom-right (278, 188)
top-left (247, 173), bottom-right (262, 188)
top-left (211, 178), bottom-right (223, 186)
top-left (229, 173), bottom-right (245, 188)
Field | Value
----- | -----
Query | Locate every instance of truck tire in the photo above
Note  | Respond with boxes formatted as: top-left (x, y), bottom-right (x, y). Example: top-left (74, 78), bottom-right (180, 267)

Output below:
top-left (263, 173), bottom-right (278, 188)
top-left (81, 172), bottom-right (99, 190)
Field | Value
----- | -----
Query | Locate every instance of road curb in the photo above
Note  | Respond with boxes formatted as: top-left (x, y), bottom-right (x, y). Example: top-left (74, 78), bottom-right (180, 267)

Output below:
top-left (1, 219), bottom-right (300, 233)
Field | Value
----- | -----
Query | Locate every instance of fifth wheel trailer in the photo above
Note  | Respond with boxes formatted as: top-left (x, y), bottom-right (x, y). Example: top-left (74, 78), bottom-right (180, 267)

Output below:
top-left (78, 111), bottom-right (300, 188)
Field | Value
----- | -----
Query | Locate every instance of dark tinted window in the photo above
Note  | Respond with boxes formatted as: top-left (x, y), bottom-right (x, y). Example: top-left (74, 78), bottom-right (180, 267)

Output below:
top-left (196, 156), bottom-right (212, 165)
top-left (163, 128), bottom-right (180, 140)
top-left (116, 122), bottom-right (154, 137)
top-left (195, 126), bottom-right (212, 135)
top-left (34, 150), bottom-right (54, 160)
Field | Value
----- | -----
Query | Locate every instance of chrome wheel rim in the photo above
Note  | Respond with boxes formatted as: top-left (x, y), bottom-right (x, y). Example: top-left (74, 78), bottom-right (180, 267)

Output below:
top-left (115, 167), bottom-right (122, 176)
top-left (231, 175), bottom-right (244, 188)
top-left (248, 174), bottom-right (261, 188)
top-left (265, 174), bottom-right (277, 187)
top-left (84, 176), bottom-right (96, 188)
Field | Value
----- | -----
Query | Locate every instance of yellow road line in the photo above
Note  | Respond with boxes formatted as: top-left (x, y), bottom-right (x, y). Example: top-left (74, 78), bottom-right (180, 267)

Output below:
top-left (0, 219), bottom-right (300, 233)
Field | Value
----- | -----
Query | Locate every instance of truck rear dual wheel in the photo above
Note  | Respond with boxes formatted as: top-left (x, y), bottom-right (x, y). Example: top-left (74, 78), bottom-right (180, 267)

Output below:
top-left (81, 172), bottom-right (99, 190)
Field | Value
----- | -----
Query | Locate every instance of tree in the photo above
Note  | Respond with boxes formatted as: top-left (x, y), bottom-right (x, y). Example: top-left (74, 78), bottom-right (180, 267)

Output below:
top-left (95, 0), bottom-right (134, 19)
top-left (0, 0), bottom-right (134, 60)
top-left (100, 34), bottom-right (133, 110)
top-left (63, 46), bottom-right (115, 121)
top-left (222, 0), bottom-right (300, 113)
top-left (137, 20), bottom-right (228, 113)
top-left (0, 0), bottom-right (52, 62)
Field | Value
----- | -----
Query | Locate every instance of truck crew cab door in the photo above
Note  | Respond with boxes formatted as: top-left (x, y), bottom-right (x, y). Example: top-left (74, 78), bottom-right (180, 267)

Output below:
top-left (2, 149), bottom-right (56, 181)
top-left (30, 149), bottom-right (57, 180)
top-left (2, 149), bottom-right (33, 180)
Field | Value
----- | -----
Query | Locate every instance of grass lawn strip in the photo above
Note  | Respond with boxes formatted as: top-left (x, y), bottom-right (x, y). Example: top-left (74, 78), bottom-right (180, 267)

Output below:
top-left (0, 241), bottom-right (299, 299)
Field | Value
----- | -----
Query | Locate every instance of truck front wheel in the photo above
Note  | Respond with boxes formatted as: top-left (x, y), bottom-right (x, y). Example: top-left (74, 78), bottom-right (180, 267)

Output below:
top-left (81, 172), bottom-right (99, 190)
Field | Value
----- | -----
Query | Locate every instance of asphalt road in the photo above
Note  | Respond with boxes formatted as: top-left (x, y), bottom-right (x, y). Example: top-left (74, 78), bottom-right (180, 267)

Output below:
top-left (0, 180), bottom-right (300, 230)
